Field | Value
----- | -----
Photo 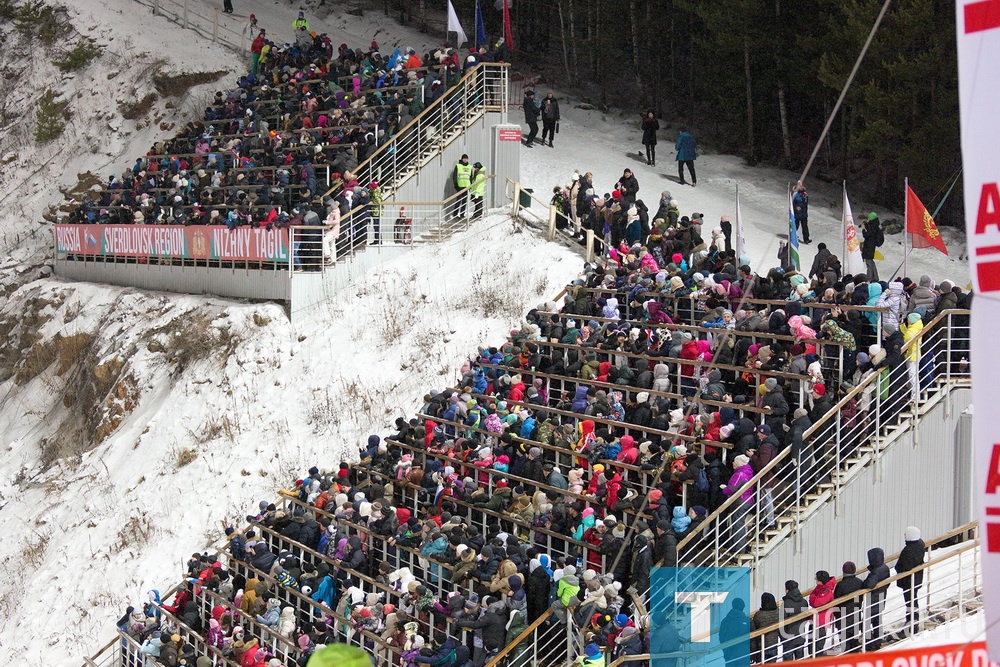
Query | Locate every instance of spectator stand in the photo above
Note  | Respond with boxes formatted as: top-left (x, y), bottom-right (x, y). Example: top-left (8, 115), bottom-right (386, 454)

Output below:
top-left (669, 308), bottom-right (972, 572)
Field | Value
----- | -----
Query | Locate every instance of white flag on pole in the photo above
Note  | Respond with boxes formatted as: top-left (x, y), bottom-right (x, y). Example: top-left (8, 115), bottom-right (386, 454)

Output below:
top-left (842, 184), bottom-right (865, 276)
top-left (447, 0), bottom-right (469, 46)
top-left (735, 184), bottom-right (747, 263)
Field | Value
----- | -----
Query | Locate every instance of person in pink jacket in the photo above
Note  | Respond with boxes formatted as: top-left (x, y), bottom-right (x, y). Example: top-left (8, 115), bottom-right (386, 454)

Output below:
top-left (809, 570), bottom-right (837, 656)
top-left (722, 454), bottom-right (755, 552)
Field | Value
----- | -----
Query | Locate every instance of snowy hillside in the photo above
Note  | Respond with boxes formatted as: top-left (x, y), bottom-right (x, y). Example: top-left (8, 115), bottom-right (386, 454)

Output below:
top-left (0, 215), bottom-right (579, 664)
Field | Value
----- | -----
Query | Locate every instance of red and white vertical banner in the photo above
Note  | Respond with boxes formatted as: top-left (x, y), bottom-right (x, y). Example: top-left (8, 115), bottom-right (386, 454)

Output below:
top-left (957, 0), bottom-right (1000, 660)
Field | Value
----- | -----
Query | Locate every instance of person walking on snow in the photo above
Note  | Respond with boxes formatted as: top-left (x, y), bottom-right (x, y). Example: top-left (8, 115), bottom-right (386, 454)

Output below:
top-left (244, 14), bottom-right (259, 39)
top-left (292, 10), bottom-right (310, 32)
top-left (223, 0), bottom-right (233, 13)
top-left (642, 111), bottom-right (659, 165)
top-left (541, 92), bottom-right (560, 147)
top-left (675, 129), bottom-right (697, 186)
top-left (794, 181), bottom-right (811, 244)
top-left (523, 90), bottom-right (540, 147)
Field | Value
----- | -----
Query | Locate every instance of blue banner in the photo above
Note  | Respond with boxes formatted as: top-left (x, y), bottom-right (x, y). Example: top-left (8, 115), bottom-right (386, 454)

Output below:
top-left (649, 567), bottom-right (751, 667)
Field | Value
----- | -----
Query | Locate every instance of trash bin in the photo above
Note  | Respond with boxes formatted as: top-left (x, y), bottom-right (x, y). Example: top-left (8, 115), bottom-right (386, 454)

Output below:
top-left (519, 188), bottom-right (533, 209)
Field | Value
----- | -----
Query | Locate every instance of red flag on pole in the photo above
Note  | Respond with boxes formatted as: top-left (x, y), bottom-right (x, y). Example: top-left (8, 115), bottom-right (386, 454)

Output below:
top-left (503, 0), bottom-right (514, 52)
top-left (906, 184), bottom-right (949, 255)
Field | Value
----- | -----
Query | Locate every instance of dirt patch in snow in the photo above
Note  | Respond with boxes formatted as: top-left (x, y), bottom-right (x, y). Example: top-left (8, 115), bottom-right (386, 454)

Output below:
top-left (152, 70), bottom-right (228, 97)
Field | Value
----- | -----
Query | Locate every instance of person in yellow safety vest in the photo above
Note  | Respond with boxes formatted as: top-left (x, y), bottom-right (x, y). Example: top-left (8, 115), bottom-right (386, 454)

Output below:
top-left (452, 153), bottom-right (472, 219)
top-left (578, 643), bottom-right (605, 667)
top-left (292, 10), bottom-right (310, 32)
top-left (470, 162), bottom-right (487, 220)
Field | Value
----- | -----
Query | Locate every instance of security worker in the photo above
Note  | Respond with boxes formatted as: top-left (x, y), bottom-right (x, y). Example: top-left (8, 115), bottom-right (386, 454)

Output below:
top-left (452, 153), bottom-right (473, 219)
top-left (292, 10), bottom-right (310, 32)
top-left (470, 162), bottom-right (487, 220)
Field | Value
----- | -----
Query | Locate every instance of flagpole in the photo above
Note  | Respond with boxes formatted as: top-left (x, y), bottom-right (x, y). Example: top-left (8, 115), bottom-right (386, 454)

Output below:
top-left (903, 176), bottom-right (908, 279)
top-left (735, 183), bottom-right (740, 261)
top-left (842, 180), bottom-right (847, 265)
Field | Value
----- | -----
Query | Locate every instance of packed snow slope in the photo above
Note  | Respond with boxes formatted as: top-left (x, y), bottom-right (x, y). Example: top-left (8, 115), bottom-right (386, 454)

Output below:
top-left (0, 215), bottom-right (579, 664)
top-left (518, 101), bottom-right (970, 288)
top-left (0, 0), bottom-right (974, 662)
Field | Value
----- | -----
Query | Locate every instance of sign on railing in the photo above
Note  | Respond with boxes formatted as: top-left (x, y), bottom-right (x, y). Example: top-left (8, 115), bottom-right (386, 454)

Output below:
top-left (54, 224), bottom-right (290, 262)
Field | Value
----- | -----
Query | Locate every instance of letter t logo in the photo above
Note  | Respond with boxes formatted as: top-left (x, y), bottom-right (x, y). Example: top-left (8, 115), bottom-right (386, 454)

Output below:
top-left (675, 591), bottom-right (729, 642)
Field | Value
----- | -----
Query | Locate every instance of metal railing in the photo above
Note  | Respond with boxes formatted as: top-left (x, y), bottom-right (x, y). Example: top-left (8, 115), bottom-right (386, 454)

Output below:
top-left (604, 535), bottom-right (981, 667)
top-left (483, 608), bottom-right (575, 667)
top-left (672, 310), bottom-right (971, 572)
top-left (323, 63), bottom-right (509, 201)
top-left (143, 0), bottom-right (248, 52)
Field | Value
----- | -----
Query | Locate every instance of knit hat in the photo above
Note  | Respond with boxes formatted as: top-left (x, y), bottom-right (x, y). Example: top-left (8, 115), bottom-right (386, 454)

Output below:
top-left (813, 384), bottom-right (826, 397)
top-left (733, 454), bottom-right (750, 468)
top-left (793, 408), bottom-right (808, 419)
top-left (585, 644), bottom-right (603, 659)
top-left (613, 614), bottom-right (629, 628)
top-left (904, 526), bottom-right (921, 541)
top-left (636, 391), bottom-right (649, 404)
top-left (756, 424), bottom-right (771, 436)
top-left (907, 312), bottom-right (921, 324)
top-left (763, 377), bottom-right (778, 393)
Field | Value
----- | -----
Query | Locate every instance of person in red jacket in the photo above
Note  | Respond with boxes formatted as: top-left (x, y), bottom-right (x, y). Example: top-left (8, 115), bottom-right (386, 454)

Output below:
top-left (250, 30), bottom-right (266, 75)
top-left (507, 374), bottom-right (526, 402)
top-left (810, 570), bottom-right (837, 656)
top-left (616, 435), bottom-right (639, 465)
top-left (679, 332), bottom-right (699, 395)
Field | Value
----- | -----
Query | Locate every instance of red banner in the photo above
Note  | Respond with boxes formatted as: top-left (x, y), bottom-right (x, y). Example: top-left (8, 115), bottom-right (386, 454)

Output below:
top-left (54, 224), bottom-right (290, 263)
top-left (783, 642), bottom-right (995, 667)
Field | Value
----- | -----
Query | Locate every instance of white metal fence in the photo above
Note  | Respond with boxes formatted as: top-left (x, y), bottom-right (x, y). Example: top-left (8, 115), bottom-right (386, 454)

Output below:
top-left (138, 0), bottom-right (247, 52)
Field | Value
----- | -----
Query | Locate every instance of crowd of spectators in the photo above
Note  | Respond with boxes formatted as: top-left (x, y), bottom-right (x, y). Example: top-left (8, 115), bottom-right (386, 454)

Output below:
top-left (61, 18), bottom-right (508, 242)
top-left (111, 221), bottom-right (970, 666)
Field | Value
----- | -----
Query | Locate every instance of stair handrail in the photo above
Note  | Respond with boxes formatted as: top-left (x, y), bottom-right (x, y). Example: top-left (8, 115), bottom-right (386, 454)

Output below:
top-left (673, 309), bottom-right (967, 559)
top-left (482, 608), bottom-right (557, 667)
top-left (320, 62), bottom-right (510, 200)
top-left (746, 536), bottom-right (981, 648)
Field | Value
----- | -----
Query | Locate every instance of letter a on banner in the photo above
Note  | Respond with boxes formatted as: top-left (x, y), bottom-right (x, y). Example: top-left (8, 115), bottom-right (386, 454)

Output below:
top-left (957, 0), bottom-right (1000, 660)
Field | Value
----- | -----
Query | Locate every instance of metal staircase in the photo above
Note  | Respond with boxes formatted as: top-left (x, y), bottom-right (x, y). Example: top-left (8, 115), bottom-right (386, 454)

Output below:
top-left (674, 309), bottom-right (972, 571)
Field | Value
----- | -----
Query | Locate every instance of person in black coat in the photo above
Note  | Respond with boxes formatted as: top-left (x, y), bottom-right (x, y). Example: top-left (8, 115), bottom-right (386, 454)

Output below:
top-left (641, 111), bottom-right (660, 165)
top-left (895, 527), bottom-right (926, 637)
top-left (864, 547), bottom-right (891, 650)
top-left (631, 534), bottom-right (653, 598)
top-left (653, 520), bottom-right (678, 566)
top-left (523, 90), bottom-right (540, 146)
top-left (540, 92), bottom-right (560, 147)
top-left (616, 168), bottom-right (640, 207)
top-left (719, 597), bottom-right (751, 667)
top-left (781, 580), bottom-right (809, 660)
top-left (526, 558), bottom-right (552, 622)
top-left (454, 598), bottom-right (509, 657)
top-left (835, 561), bottom-right (865, 653)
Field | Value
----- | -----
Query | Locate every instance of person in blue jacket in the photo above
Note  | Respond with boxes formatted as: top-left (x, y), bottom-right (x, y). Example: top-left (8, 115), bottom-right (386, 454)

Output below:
top-left (675, 129), bottom-right (698, 186)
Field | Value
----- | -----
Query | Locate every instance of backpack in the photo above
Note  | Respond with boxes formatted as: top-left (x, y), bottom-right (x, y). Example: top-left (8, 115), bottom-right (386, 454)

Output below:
top-left (696, 467), bottom-right (710, 493)
top-left (872, 223), bottom-right (885, 247)
top-left (229, 534), bottom-right (246, 562)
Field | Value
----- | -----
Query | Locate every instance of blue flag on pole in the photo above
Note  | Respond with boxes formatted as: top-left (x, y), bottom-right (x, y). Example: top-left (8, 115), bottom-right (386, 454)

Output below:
top-left (475, 0), bottom-right (487, 49)
top-left (788, 188), bottom-right (800, 271)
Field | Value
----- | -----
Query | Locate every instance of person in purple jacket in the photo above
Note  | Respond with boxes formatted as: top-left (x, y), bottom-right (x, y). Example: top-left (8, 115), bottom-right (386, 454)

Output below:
top-left (722, 454), bottom-right (755, 552)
